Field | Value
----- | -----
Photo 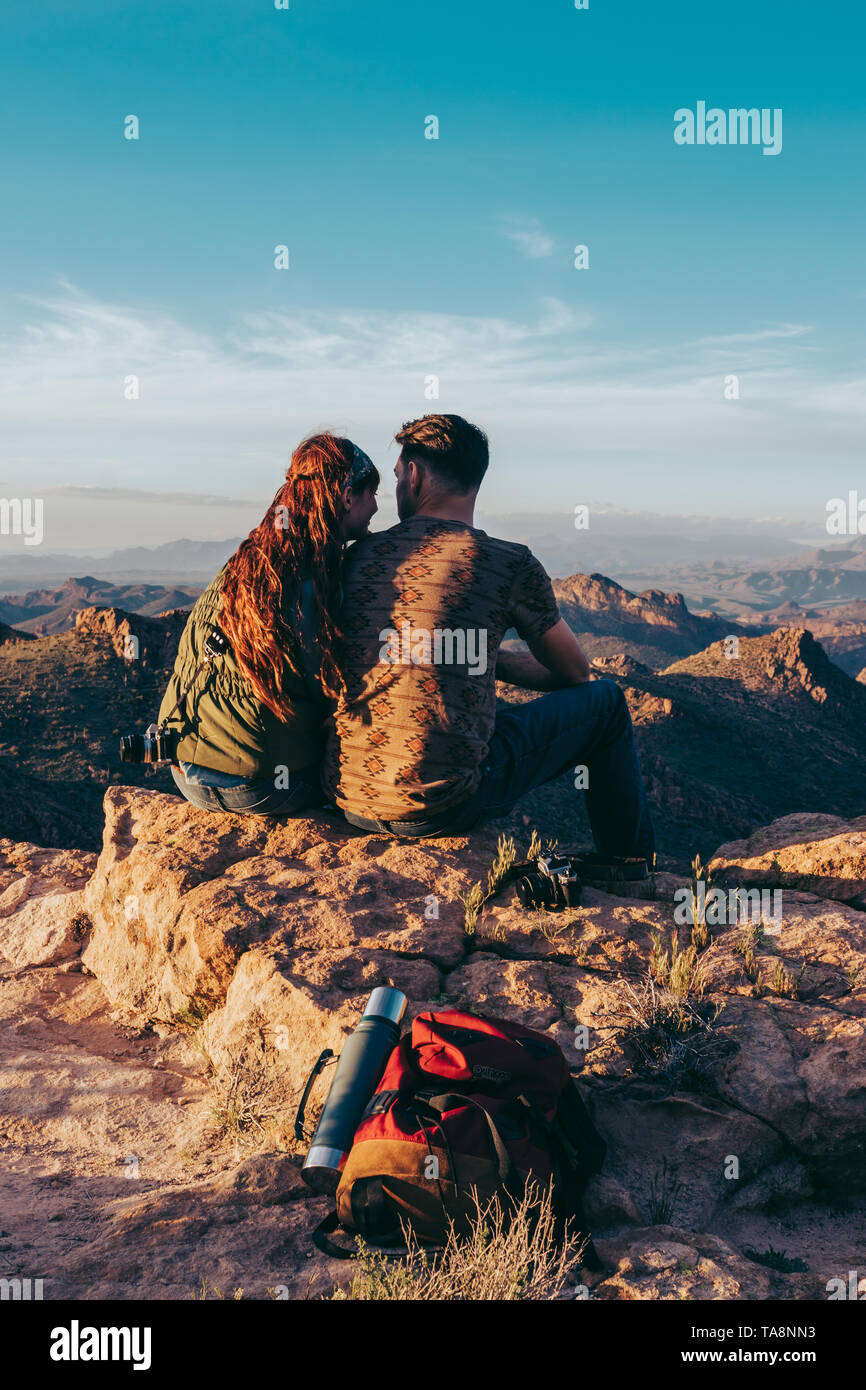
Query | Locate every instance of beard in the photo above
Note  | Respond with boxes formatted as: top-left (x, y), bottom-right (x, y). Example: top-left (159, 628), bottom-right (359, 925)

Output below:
top-left (395, 477), bottom-right (417, 520)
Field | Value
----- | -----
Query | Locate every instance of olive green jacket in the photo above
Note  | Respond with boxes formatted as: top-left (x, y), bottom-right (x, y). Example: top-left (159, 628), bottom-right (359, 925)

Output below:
top-left (158, 570), bottom-right (327, 777)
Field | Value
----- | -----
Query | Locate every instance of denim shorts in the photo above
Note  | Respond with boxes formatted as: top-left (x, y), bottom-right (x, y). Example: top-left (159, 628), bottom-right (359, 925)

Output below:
top-left (170, 763), bottom-right (321, 817)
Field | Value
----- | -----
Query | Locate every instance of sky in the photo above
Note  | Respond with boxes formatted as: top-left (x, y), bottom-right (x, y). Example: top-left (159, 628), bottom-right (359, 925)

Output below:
top-left (0, 0), bottom-right (863, 553)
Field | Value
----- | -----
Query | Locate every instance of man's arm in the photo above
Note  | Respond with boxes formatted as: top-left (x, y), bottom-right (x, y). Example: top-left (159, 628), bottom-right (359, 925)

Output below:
top-left (496, 619), bottom-right (592, 691)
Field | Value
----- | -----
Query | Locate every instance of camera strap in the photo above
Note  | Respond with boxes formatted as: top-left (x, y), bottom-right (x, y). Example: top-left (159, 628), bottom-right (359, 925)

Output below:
top-left (158, 625), bottom-right (231, 734)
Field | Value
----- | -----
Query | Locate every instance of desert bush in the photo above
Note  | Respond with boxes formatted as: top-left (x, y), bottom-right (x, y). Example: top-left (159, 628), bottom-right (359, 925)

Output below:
top-left (460, 832), bottom-right (517, 936)
top-left (743, 1245), bottom-right (808, 1274)
top-left (70, 910), bottom-right (92, 942)
top-left (330, 1184), bottom-right (584, 1301)
top-left (609, 974), bottom-right (732, 1086)
top-left (203, 1009), bottom-right (289, 1146)
top-left (191, 1275), bottom-right (244, 1300)
top-left (460, 830), bottom-right (561, 939)
top-left (688, 853), bottom-right (711, 950)
top-left (173, 994), bottom-right (212, 1031)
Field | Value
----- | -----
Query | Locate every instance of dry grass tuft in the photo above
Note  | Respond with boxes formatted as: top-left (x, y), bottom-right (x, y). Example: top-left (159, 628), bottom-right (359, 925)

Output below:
top-left (200, 1009), bottom-right (290, 1147)
top-left (650, 930), bottom-right (707, 1000)
top-left (460, 832), bottom-right (518, 937)
top-left (330, 1184), bottom-right (585, 1301)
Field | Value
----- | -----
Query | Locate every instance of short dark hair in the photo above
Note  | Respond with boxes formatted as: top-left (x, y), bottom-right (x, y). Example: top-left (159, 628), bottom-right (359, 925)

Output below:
top-left (395, 414), bottom-right (489, 494)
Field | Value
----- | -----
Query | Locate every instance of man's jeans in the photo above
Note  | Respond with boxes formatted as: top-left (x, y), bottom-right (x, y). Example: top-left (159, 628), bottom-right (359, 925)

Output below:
top-left (343, 678), bottom-right (655, 860)
top-left (171, 764), bottom-right (321, 817)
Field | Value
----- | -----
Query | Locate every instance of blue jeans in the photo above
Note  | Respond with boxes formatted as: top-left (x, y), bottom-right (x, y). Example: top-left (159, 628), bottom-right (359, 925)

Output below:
top-left (170, 763), bottom-right (322, 817)
top-left (343, 679), bottom-right (655, 859)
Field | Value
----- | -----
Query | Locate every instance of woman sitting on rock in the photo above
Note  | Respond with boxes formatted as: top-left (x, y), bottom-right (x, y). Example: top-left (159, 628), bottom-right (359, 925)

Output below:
top-left (159, 432), bottom-right (379, 816)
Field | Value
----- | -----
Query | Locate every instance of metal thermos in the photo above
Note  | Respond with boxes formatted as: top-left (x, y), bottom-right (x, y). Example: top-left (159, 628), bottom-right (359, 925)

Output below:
top-left (301, 986), bottom-right (407, 1194)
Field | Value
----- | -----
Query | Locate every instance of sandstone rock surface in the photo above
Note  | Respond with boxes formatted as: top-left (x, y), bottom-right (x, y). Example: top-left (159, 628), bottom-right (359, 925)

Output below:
top-left (2, 786), bottom-right (865, 1299)
top-left (0, 839), bottom-right (95, 967)
top-left (710, 812), bottom-right (866, 908)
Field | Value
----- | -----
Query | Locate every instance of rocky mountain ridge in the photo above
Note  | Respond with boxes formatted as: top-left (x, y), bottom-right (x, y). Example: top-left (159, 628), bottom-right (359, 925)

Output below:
top-left (552, 573), bottom-right (749, 667)
top-left (0, 576), bottom-right (202, 635)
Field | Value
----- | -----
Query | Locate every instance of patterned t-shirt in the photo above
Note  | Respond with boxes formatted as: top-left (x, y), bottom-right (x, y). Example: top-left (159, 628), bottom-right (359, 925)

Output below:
top-left (324, 516), bottom-right (560, 820)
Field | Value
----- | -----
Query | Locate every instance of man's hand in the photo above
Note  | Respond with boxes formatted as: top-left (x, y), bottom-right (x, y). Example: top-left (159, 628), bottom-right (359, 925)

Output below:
top-left (496, 619), bottom-right (591, 691)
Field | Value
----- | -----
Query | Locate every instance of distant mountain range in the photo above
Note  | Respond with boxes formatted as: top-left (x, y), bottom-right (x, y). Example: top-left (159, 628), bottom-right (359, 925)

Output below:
top-left (4, 553), bottom-right (866, 678)
top-left (0, 538), bottom-right (239, 594)
top-left (614, 537), bottom-right (866, 617)
top-left (0, 576), bottom-right (203, 635)
top-left (0, 512), bottom-right (834, 596)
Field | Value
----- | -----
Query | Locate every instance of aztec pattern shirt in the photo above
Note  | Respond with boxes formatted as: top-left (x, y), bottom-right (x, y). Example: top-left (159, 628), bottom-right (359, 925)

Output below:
top-left (324, 515), bottom-right (561, 820)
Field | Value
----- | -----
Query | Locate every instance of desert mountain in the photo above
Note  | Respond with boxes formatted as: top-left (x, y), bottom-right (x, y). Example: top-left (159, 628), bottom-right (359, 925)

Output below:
top-left (616, 537), bottom-right (866, 621)
top-left (709, 566), bottom-right (866, 612)
top-left (73, 604), bottom-right (189, 665)
top-left (776, 536), bottom-right (866, 571)
top-left (551, 573), bottom-right (747, 668)
top-left (775, 601), bottom-right (866, 678)
top-left (0, 608), bottom-right (181, 849)
top-left (0, 575), bottom-right (202, 635)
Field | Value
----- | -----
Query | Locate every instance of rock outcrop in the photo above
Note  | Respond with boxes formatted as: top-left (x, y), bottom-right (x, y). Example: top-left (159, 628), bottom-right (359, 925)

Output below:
top-left (710, 812), bottom-right (866, 909)
top-left (0, 838), bottom-right (95, 966)
top-left (553, 573), bottom-right (744, 662)
top-left (2, 787), bottom-right (865, 1299)
top-left (0, 621), bottom-right (33, 646)
top-left (74, 605), bottom-right (188, 667)
top-left (76, 791), bottom-right (866, 1208)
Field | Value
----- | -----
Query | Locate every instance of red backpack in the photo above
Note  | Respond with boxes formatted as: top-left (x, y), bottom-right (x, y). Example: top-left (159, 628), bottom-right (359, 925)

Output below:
top-left (314, 1009), bottom-right (606, 1265)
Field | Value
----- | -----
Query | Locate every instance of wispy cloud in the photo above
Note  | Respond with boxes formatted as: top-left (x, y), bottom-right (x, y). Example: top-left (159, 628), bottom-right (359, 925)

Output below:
top-left (695, 324), bottom-right (812, 346)
top-left (0, 284), bottom-right (862, 534)
top-left (43, 485), bottom-right (255, 507)
top-left (500, 216), bottom-right (556, 260)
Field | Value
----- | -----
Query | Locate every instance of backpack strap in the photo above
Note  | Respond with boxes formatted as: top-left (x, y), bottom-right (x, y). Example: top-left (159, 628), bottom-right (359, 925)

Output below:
top-left (159, 627), bottom-right (231, 734)
top-left (417, 1093), bottom-right (524, 1193)
top-left (313, 1193), bottom-right (413, 1258)
top-left (311, 1210), bottom-right (360, 1260)
top-left (360, 1088), bottom-right (400, 1120)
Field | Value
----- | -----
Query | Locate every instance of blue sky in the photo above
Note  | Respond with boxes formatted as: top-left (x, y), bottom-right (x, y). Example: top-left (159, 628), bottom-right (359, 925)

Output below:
top-left (0, 0), bottom-right (863, 551)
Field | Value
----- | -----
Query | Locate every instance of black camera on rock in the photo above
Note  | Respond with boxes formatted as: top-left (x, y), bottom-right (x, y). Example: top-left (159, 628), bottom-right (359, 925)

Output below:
top-left (514, 854), bottom-right (582, 911)
top-left (119, 723), bottom-right (178, 765)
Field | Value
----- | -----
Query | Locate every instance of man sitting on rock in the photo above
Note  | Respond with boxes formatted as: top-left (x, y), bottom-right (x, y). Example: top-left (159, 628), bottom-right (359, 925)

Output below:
top-left (324, 413), bottom-right (655, 858)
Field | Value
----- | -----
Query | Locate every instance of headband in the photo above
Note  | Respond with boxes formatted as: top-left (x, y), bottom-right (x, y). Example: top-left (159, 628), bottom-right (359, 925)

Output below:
top-left (349, 443), bottom-right (376, 484)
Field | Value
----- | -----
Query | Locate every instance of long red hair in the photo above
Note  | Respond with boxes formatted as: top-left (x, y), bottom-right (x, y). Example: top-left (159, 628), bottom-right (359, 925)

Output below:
top-left (219, 433), bottom-right (377, 715)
